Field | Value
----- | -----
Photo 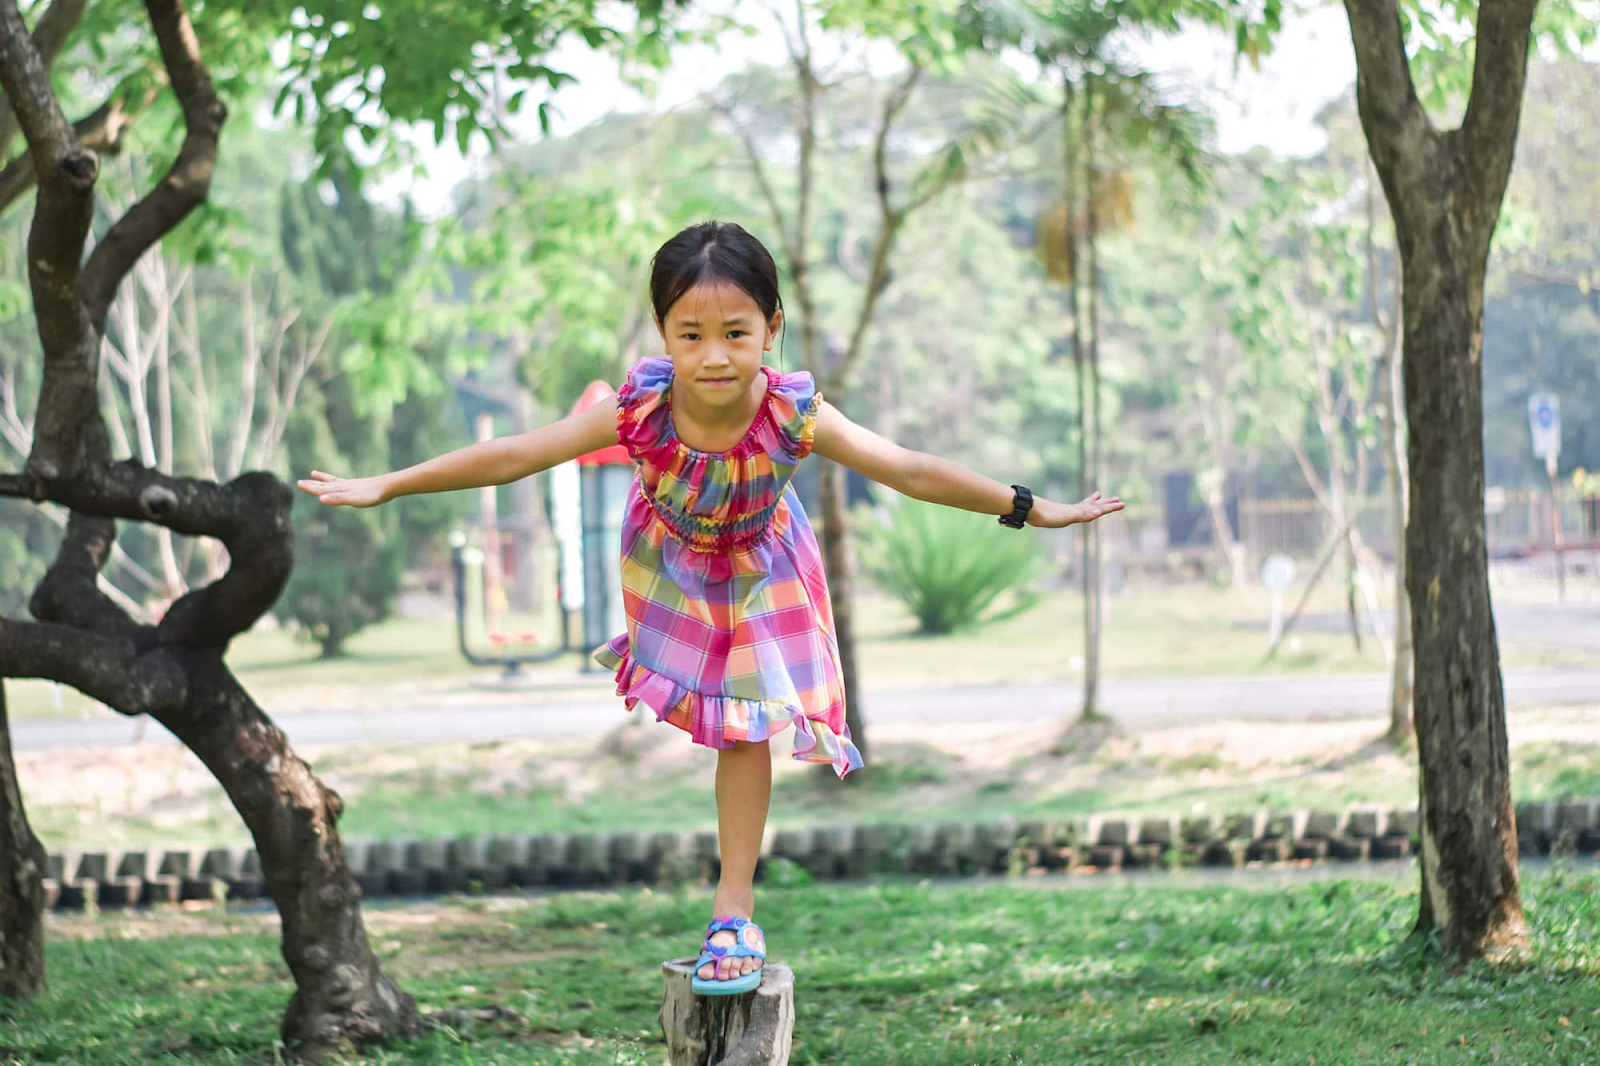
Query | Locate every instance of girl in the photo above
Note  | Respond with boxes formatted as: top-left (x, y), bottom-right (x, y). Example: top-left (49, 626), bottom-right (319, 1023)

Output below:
top-left (298, 220), bottom-right (1123, 996)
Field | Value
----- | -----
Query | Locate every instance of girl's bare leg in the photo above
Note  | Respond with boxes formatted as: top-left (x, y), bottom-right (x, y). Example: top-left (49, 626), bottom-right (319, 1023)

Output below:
top-left (699, 738), bottom-right (771, 981)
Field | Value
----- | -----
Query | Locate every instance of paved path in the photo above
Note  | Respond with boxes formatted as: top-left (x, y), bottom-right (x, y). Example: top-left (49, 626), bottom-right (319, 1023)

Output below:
top-left (13, 668), bottom-right (1599, 751)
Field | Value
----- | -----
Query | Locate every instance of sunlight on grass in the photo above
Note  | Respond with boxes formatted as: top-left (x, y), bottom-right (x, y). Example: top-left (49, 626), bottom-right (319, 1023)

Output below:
top-left (8, 871), bottom-right (1599, 1063)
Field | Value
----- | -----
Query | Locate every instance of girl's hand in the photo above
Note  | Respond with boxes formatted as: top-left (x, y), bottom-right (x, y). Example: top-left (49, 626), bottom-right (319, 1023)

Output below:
top-left (1026, 491), bottom-right (1124, 528)
top-left (296, 470), bottom-right (389, 508)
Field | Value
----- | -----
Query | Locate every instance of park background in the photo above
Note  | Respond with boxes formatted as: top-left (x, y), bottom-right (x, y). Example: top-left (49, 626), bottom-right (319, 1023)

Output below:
top-left (1, 0), bottom-right (1598, 1062)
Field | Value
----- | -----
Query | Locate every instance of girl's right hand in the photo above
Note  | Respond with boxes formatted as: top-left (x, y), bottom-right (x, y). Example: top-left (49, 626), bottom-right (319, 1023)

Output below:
top-left (296, 470), bottom-right (389, 508)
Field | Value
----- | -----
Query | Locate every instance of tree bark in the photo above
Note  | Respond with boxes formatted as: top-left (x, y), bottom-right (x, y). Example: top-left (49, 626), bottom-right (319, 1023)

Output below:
top-left (152, 651), bottom-right (417, 1054)
top-left (1343, 0), bottom-right (1531, 956)
top-left (1082, 75), bottom-right (1104, 719)
top-left (660, 958), bottom-right (794, 1065)
top-left (0, 0), bottom-right (419, 1051)
top-left (0, 682), bottom-right (48, 999)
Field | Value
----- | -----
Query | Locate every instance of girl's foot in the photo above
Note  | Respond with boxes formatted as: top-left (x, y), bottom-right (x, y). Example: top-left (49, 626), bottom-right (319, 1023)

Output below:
top-left (696, 914), bottom-right (765, 983)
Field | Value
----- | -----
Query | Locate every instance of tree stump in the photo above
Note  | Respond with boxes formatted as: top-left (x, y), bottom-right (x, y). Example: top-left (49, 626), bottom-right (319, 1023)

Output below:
top-left (660, 958), bottom-right (794, 1066)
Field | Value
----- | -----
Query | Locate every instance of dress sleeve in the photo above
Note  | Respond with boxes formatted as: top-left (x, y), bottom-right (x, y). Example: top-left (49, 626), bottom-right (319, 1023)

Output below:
top-left (766, 368), bottom-right (822, 463)
top-left (615, 357), bottom-right (674, 459)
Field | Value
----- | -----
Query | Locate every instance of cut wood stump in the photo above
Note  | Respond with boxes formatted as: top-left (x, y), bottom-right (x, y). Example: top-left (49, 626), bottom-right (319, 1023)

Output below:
top-left (660, 957), bottom-right (794, 1066)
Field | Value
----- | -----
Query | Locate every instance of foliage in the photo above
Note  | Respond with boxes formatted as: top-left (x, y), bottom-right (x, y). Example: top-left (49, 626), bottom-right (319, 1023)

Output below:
top-left (279, 374), bottom-right (405, 659)
top-left (273, 168), bottom-right (430, 657)
top-left (854, 493), bottom-right (1044, 634)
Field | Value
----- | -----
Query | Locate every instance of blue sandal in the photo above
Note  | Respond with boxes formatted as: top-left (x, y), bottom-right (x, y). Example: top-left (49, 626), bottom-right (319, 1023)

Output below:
top-left (690, 915), bottom-right (767, 996)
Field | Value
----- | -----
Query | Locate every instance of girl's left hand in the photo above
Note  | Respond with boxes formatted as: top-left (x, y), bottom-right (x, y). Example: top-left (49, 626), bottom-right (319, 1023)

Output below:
top-left (1027, 491), bottom-right (1125, 528)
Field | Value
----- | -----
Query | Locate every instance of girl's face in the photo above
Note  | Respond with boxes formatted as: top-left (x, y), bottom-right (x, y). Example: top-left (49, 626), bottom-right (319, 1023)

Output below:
top-left (656, 280), bottom-right (782, 411)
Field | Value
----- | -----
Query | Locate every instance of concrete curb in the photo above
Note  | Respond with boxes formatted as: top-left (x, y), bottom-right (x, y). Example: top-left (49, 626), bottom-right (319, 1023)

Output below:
top-left (38, 798), bottom-right (1598, 911)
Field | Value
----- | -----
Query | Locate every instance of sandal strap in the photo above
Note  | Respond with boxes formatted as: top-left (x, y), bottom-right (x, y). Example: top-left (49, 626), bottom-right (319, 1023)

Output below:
top-left (698, 916), bottom-right (767, 961)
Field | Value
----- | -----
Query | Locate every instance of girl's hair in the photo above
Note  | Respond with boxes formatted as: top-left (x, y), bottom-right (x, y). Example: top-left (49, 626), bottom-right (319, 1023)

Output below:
top-left (650, 221), bottom-right (783, 326)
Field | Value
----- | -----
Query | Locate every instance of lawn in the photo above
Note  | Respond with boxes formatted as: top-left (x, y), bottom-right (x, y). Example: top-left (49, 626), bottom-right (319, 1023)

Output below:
top-left (3, 867), bottom-right (1597, 1063)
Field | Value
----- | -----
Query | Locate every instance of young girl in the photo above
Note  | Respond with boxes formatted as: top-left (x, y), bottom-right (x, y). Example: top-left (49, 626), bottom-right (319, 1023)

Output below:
top-left (298, 220), bottom-right (1123, 996)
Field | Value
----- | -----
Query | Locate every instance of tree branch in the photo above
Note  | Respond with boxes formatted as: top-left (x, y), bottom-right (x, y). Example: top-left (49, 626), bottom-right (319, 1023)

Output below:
top-left (27, 510), bottom-right (148, 639)
top-left (0, 615), bottom-right (185, 714)
top-left (6, 461), bottom-right (294, 647)
top-left (1341, 0), bottom-right (1434, 177)
top-left (1457, 0), bottom-right (1537, 231)
top-left (833, 66), bottom-right (921, 390)
top-left (720, 99), bottom-right (795, 260)
top-left (80, 0), bottom-right (226, 332)
top-left (0, 81), bottom-right (156, 217)
top-left (0, 470), bottom-right (36, 497)
top-left (0, 0), bottom-right (99, 357)
top-left (0, 0), bottom-right (91, 157)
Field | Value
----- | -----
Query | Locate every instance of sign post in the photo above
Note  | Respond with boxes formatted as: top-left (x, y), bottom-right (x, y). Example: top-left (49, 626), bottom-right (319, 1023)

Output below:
top-left (1260, 552), bottom-right (1297, 648)
top-left (1528, 393), bottom-right (1563, 601)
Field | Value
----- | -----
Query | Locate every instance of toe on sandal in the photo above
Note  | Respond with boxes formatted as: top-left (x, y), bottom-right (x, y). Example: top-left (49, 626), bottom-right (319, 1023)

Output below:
top-left (689, 915), bottom-right (767, 996)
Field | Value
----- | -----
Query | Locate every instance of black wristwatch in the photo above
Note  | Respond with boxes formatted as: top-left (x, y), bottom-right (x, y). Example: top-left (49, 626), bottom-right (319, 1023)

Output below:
top-left (998, 484), bottom-right (1033, 529)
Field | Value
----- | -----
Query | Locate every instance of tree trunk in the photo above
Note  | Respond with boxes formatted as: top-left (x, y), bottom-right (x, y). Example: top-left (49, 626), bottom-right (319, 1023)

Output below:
top-left (1082, 76), bottom-right (1104, 719)
top-left (1343, 540), bottom-right (1363, 652)
top-left (0, 0), bottom-right (420, 1044)
top-left (1203, 483), bottom-right (1247, 589)
top-left (818, 460), bottom-right (867, 761)
top-left (150, 652), bottom-right (416, 1054)
top-left (660, 958), bottom-right (795, 1066)
top-left (1400, 239), bottom-right (1523, 954)
top-left (1344, 0), bottom-right (1533, 956)
top-left (0, 682), bottom-right (48, 998)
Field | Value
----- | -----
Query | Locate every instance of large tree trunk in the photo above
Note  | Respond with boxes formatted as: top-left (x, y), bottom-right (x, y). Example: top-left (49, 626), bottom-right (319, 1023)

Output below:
top-left (1401, 254), bottom-right (1521, 953)
top-left (151, 651), bottom-right (416, 1053)
top-left (0, 0), bottom-right (417, 1051)
top-left (0, 682), bottom-right (48, 998)
top-left (1343, 0), bottom-right (1532, 956)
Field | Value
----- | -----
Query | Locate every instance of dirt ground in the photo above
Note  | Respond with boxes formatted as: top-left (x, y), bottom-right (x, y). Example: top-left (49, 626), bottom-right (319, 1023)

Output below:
top-left (17, 704), bottom-right (1599, 853)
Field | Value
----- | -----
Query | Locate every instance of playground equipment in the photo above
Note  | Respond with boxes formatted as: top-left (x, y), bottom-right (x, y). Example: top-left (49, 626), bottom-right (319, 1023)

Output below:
top-left (449, 381), bottom-right (634, 677)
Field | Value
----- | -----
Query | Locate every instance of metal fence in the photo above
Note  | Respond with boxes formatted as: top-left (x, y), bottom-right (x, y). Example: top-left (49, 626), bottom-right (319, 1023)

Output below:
top-left (1238, 490), bottom-right (1600, 560)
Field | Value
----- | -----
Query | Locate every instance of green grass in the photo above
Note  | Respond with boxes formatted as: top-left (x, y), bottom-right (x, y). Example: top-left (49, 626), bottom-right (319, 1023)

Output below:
top-left (3, 869), bottom-right (1598, 1063)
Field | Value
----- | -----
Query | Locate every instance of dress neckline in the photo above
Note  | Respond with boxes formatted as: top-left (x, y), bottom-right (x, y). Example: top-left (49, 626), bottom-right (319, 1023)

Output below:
top-left (663, 365), bottom-right (777, 459)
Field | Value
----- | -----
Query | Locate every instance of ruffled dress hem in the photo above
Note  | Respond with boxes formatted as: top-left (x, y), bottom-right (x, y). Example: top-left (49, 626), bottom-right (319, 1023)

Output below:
top-left (595, 638), bottom-right (863, 779)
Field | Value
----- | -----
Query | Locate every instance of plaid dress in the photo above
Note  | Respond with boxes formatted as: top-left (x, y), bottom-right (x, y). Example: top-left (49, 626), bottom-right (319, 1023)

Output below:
top-left (593, 357), bottom-right (864, 778)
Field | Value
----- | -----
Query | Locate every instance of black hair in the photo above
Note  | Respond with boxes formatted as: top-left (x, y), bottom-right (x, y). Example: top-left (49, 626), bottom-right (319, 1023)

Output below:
top-left (650, 221), bottom-right (784, 329)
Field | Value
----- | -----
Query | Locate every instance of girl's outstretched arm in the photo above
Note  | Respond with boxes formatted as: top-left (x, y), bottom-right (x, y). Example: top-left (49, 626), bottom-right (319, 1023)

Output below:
top-left (810, 400), bottom-right (1122, 528)
top-left (297, 396), bottom-right (620, 508)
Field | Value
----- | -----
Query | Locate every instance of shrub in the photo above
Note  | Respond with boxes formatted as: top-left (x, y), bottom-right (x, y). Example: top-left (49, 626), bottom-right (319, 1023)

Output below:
top-left (854, 493), bottom-right (1045, 635)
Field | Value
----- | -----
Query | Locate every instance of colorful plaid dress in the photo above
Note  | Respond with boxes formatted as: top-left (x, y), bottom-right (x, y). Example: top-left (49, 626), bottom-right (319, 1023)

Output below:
top-left (593, 357), bottom-right (864, 778)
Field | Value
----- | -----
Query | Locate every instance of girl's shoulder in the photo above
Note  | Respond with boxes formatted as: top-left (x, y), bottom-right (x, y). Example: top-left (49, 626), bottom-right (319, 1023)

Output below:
top-left (618, 356), bottom-right (674, 407)
top-left (764, 365), bottom-right (822, 462)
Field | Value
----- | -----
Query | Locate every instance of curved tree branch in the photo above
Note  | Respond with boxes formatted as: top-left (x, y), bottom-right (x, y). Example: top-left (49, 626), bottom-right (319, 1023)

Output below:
top-left (27, 510), bottom-right (148, 639)
top-left (0, 615), bottom-right (186, 714)
top-left (81, 0), bottom-right (226, 332)
top-left (0, 0), bottom-right (90, 164)
top-left (0, 79), bottom-right (157, 217)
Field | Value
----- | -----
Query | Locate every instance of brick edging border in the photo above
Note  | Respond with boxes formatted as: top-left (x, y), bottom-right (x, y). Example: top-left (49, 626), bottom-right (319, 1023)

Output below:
top-left (38, 798), bottom-right (1600, 911)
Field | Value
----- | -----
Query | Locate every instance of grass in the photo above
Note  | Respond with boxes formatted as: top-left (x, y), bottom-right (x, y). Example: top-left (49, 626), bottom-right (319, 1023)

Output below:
top-left (3, 868), bottom-right (1598, 1063)
top-left (7, 579), bottom-right (1596, 722)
